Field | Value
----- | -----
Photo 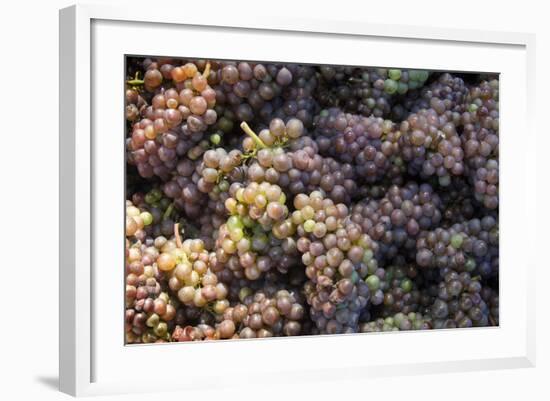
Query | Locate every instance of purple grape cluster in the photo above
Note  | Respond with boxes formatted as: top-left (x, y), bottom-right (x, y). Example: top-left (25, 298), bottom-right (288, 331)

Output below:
top-left (211, 62), bottom-right (319, 131)
top-left (415, 215), bottom-right (498, 279)
top-left (313, 107), bottom-right (404, 184)
top-left (350, 182), bottom-right (444, 262)
top-left (461, 80), bottom-right (500, 209)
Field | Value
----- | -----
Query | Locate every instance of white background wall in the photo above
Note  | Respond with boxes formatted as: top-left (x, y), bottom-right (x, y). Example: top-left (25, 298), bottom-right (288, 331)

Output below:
top-left (0, 0), bottom-right (547, 399)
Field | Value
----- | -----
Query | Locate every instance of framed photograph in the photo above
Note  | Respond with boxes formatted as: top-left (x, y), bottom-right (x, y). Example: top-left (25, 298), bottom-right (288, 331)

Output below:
top-left (59, 3), bottom-right (536, 396)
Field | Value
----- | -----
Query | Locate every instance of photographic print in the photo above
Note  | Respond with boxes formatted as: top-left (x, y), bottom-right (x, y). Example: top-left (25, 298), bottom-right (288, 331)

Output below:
top-left (124, 57), bottom-right (499, 344)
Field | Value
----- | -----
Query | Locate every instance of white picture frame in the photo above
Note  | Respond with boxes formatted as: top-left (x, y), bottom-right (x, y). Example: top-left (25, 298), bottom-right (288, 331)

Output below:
top-left (59, 3), bottom-right (536, 397)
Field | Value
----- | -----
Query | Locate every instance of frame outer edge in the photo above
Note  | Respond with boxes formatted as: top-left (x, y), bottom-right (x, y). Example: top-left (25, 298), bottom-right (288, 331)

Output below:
top-left (59, 5), bottom-right (77, 396)
top-left (60, 4), bottom-right (535, 395)
top-left (81, 3), bottom-right (531, 46)
top-left (60, 4), bottom-right (93, 396)
top-left (525, 33), bottom-right (536, 368)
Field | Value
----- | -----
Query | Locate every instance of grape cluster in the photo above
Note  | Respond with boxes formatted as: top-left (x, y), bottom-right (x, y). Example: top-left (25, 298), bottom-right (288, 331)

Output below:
top-left (461, 80), bottom-right (499, 209)
top-left (210, 62), bottom-right (319, 133)
top-left (213, 181), bottom-right (297, 281)
top-left (125, 88), bottom-right (147, 122)
top-left (369, 262), bottom-right (424, 318)
top-left (313, 108), bottom-right (404, 184)
top-left (126, 59), bottom-right (218, 180)
top-left (160, 144), bottom-right (210, 219)
top-left (232, 288), bottom-right (306, 338)
top-left (291, 192), bottom-right (375, 334)
top-left (351, 182), bottom-right (443, 262)
top-left (397, 108), bottom-right (465, 186)
top-left (427, 269), bottom-right (492, 329)
top-left (392, 72), bottom-right (469, 119)
top-left (129, 188), bottom-right (188, 239)
top-left (125, 57), bottom-right (499, 344)
top-left (360, 312), bottom-right (432, 332)
top-left (415, 215), bottom-right (498, 279)
top-left (317, 67), bottom-right (430, 118)
top-left (203, 117), bottom-right (358, 205)
top-left (171, 287), bottom-right (305, 341)
top-left (125, 201), bottom-right (177, 343)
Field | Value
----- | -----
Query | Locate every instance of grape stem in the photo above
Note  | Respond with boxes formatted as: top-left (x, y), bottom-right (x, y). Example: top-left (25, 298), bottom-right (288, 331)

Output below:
top-left (126, 71), bottom-right (144, 86)
top-left (240, 122), bottom-right (267, 149)
top-left (202, 62), bottom-right (211, 78)
top-left (163, 203), bottom-right (175, 221)
top-left (203, 304), bottom-right (217, 316)
top-left (174, 223), bottom-right (183, 249)
top-left (127, 78), bottom-right (144, 86)
top-left (215, 170), bottom-right (229, 185)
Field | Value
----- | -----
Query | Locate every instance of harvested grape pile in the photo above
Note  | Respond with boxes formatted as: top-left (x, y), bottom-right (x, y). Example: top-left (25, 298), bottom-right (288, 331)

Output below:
top-left (125, 57), bottom-right (499, 343)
